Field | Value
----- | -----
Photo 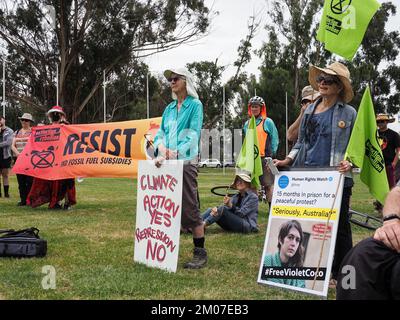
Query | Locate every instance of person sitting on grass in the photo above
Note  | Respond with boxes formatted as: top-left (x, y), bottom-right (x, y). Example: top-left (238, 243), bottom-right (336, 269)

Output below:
top-left (202, 172), bottom-right (259, 233)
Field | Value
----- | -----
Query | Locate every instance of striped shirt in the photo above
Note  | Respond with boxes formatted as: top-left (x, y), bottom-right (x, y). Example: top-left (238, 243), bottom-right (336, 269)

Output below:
top-left (14, 129), bottom-right (32, 154)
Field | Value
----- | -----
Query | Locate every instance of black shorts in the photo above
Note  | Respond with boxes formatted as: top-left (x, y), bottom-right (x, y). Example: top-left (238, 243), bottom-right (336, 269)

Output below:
top-left (0, 157), bottom-right (12, 169)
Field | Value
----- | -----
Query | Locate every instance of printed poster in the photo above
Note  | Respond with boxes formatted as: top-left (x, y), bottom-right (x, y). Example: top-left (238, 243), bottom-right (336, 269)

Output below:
top-left (134, 160), bottom-right (183, 273)
top-left (258, 170), bottom-right (344, 297)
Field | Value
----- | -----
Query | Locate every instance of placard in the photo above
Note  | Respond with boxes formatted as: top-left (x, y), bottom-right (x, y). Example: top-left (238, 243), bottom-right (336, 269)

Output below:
top-left (134, 160), bottom-right (183, 272)
top-left (258, 170), bottom-right (344, 297)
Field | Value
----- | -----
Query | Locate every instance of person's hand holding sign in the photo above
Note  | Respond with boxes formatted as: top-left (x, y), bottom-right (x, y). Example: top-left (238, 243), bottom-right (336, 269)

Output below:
top-left (338, 160), bottom-right (353, 173)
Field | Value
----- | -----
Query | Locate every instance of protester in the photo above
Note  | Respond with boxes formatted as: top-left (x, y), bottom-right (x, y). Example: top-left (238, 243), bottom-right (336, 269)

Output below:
top-left (273, 62), bottom-right (357, 286)
top-left (11, 113), bottom-right (34, 205)
top-left (287, 85), bottom-right (320, 142)
top-left (373, 114), bottom-right (400, 212)
top-left (27, 106), bottom-right (76, 210)
top-left (263, 220), bottom-right (306, 288)
top-left (202, 172), bottom-right (259, 233)
top-left (153, 68), bottom-right (206, 269)
top-left (336, 180), bottom-right (400, 300)
top-left (0, 116), bottom-right (13, 198)
top-left (243, 96), bottom-right (279, 208)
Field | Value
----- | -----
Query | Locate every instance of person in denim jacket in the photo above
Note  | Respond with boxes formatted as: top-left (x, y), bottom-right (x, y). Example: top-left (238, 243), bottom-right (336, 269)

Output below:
top-left (274, 62), bottom-right (357, 285)
top-left (202, 172), bottom-right (259, 233)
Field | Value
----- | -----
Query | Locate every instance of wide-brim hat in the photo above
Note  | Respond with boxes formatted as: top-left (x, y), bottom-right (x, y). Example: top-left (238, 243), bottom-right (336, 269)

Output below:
top-left (229, 171), bottom-right (252, 189)
top-left (309, 62), bottom-right (354, 103)
top-left (47, 105), bottom-right (66, 116)
top-left (18, 113), bottom-right (34, 123)
top-left (301, 85), bottom-right (320, 102)
top-left (376, 113), bottom-right (395, 123)
top-left (164, 68), bottom-right (199, 100)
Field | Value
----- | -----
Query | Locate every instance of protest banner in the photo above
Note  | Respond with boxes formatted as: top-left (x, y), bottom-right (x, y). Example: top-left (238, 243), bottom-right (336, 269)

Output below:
top-left (12, 118), bottom-right (161, 180)
top-left (258, 169), bottom-right (344, 297)
top-left (134, 160), bottom-right (183, 273)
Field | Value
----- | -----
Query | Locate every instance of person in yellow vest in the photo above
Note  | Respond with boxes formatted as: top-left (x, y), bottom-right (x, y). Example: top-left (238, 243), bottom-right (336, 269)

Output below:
top-left (243, 96), bottom-right (279, 209)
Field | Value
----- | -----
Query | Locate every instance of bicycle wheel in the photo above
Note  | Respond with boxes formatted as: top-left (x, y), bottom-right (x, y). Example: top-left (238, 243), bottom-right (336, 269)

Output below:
top-left (210, 186), bottom-right (238, 197)
top-left (349, 209), bottom-right (382, 231)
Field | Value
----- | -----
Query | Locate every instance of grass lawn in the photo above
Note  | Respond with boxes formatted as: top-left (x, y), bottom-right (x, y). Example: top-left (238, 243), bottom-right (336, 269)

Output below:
top-left (0, 168), bottom-right (378, 300)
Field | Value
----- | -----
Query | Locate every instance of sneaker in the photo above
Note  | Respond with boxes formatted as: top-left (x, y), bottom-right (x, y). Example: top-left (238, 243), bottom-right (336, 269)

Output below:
top-left (63, 204), bottom-right (73, 210)
top-left (17, 202), bottom-right (26, 206)
top-left (50, 203), bottom-right (63, 210)
top-left (184, 247), bottom-right (208, 269)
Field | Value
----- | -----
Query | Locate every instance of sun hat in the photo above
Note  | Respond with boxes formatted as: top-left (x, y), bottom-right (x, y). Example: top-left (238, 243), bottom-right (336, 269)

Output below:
top-left (18, 113), bottom-right (34, 123)
top-left (230, 171), bottom-right (252, 189)
top-left (376, 113), bottom-right (395, 123)
top-left (301, 85), bottom-right (320, 102)
top-left (164, 68), bottom-right (199, 100)
top-left (47, 105), bottom-right (66, 116)
top-left (308, 62), bottom-right (354, 103)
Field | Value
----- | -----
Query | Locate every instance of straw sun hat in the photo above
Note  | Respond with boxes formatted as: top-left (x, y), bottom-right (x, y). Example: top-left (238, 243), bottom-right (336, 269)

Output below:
top-left (308, 62), bottom-right (354, 103)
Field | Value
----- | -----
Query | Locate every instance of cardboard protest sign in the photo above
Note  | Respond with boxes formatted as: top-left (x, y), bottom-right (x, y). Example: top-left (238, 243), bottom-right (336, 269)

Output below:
top-left (258, 170), bottom-right (344, 297)
top-left (134, 160), bottom-right (183, 273)
top-left (12, 118), bottom-right (161, 180)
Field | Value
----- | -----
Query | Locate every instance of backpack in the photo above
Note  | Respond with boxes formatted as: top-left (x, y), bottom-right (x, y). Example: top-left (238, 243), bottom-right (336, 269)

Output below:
top-left (0, 227), bottom-right (47, 258)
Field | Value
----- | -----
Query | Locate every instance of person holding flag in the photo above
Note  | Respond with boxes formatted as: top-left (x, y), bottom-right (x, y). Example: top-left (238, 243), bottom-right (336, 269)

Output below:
top-left (243, 96), bottom-right (279, 208)
top-left (273, 61), bottom-right (357, 285)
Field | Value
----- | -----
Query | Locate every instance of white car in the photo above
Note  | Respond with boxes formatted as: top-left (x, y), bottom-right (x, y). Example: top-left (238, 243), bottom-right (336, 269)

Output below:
top-left (199, 159), bottom-right (222, 168)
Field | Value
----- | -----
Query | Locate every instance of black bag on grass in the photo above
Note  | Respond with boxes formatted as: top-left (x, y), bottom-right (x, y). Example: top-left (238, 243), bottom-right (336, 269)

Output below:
top-left (0, 227), bottom-right (47, 258)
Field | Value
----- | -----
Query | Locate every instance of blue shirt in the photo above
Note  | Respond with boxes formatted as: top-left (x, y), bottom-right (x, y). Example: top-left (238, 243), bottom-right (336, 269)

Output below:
top-left (304, 107), bottom-right (334, 166)
top-left (153, 96), bottom-right (203, 161)
top-left (244, 116), bottom-right (279, 156)
top-left (288, 99), bottom-right (357, 186)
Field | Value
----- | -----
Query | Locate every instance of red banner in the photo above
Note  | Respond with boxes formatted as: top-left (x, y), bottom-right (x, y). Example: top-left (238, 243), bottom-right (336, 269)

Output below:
top-left (12, 118), bottom-right (161, 180)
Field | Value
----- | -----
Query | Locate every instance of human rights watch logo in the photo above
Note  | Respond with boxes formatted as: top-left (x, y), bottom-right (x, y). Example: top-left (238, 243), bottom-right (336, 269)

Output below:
top-left (278, 176), bottom-right (289, 189)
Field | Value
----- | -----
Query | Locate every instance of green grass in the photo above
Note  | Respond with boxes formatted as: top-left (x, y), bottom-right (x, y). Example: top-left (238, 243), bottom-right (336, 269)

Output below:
top-left (0, 168), bottom-right (378, 300)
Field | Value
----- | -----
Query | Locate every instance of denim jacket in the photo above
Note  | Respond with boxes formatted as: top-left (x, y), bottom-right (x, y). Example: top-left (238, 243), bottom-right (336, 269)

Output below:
top-left (0, 126), bottom-right (14, 159)
top-left (288, 99), bottom-right (357, 181)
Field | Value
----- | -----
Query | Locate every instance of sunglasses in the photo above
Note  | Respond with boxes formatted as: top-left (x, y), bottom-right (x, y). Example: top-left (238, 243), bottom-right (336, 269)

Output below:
top-left (316, 74), bottom-right (340, 86)
top-left (377, 120), bottom-right (387, 124)
top-left (20, 119), bottom-right (31, 122)
top-left (301, 99), bottom-right (311, 105)
top-left (168, 76), bottom-right (185, 83)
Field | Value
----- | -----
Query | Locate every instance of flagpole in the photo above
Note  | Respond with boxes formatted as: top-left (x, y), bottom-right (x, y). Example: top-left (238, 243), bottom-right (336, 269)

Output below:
top-left (56, 63), bottom-right (59, 106)
top-left (146, 72), bottom-right (150, 119)
top-left (285, 91), bottom-right (288, 155)
top-left (2, 59), bottom-right (5, 118)
top-left (223, 85), bottom-right (226, 176)
top-left (103, 70), bottom-right (107, 123)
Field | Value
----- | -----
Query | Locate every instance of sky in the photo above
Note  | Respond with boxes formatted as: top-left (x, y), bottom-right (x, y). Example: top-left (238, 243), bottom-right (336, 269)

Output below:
top-left (145, 0), bottom-right (400, 82)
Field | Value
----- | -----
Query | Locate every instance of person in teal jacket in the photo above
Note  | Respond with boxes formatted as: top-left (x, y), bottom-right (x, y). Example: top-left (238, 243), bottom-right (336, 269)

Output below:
top-left (263, 220), bottom-right (306, 288)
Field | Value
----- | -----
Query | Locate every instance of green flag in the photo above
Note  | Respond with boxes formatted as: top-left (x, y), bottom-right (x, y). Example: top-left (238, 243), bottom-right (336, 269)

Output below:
top-left (345, 86), bottom-right (389, 204)
top-left (317, 0), bottom-right (381, 60)
top-left (236, 116), bottom-right (263, 188)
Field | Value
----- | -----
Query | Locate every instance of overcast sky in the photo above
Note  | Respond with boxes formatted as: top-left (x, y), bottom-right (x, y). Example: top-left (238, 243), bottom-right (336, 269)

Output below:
top-left (145, 0), bottom-right (400, 82)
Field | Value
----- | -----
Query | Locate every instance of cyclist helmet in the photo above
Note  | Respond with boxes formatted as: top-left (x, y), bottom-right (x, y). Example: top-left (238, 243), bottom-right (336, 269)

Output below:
top-left (248, 96), bottom-right (267, 118)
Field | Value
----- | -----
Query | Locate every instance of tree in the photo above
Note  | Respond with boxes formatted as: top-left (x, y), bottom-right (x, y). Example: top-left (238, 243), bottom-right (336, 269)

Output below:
top-left (0, 0), bottom-right (210, 123)
top-left (266, 0), bottom-right (324, 105)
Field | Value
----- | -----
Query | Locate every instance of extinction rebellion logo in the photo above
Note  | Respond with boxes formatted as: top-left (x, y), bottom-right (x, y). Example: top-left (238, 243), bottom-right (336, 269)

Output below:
top-left (331, 0), bottom-right (352, 14)
top-left (326, 0), bottom-right (354, 35)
